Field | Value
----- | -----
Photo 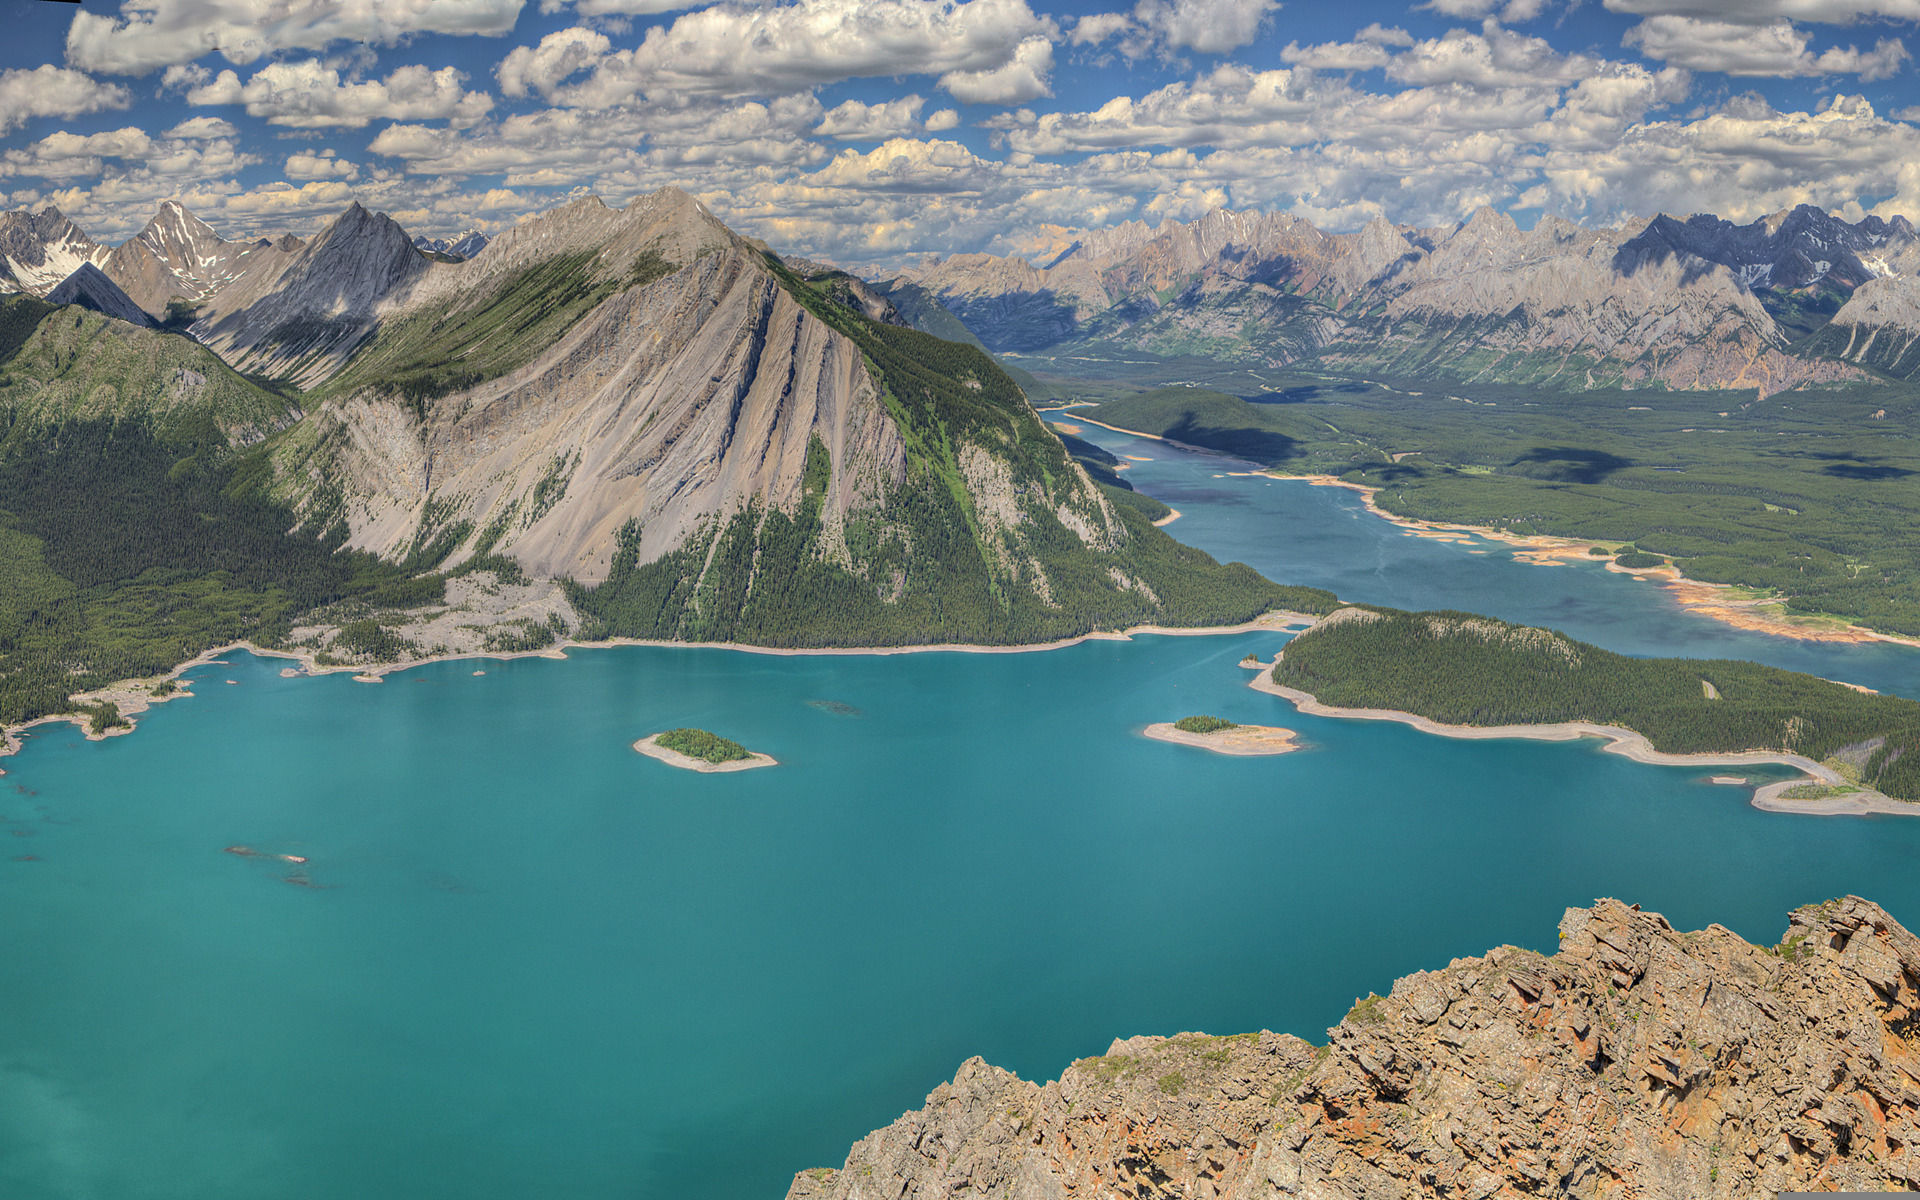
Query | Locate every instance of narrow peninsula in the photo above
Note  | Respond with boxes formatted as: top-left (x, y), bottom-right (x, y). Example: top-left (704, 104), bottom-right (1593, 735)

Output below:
top-left (1143, 714), bottom-right (1299, 755)
top-left (634, 728), bottom-right (776, 773)
top-left (1259, 606), bottom-right (1920, 811)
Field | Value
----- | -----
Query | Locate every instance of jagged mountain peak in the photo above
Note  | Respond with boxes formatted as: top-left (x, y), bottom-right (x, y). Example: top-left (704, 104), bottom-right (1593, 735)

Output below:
top-left (900, 199), bottom-right (1892, 391)
top-left (0, 206), bottom-right (110, 297)
top-left (1454, 204), bottom-right (1517, 236)
top-left (187, 200), bottom-right (429, 383)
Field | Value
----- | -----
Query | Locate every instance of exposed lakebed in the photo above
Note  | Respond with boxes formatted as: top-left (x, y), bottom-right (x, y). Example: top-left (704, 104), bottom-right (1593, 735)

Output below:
top-left (4, 426), bottom-right (1920, 1200)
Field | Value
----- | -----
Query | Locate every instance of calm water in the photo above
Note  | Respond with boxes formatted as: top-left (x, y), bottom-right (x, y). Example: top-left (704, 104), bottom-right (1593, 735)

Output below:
top-left (3, 427), bottom-right (1920, 1199)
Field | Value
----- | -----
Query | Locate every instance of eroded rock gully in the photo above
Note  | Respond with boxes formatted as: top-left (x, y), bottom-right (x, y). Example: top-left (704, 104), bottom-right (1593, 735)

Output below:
top-left (791, 897), bottom-right (1920, 1198)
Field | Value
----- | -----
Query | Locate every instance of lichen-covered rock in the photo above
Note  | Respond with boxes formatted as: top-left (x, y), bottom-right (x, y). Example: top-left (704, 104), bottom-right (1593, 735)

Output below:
top-left (795, 897), bottom-right (1920, 1199)
top-left (792, 1033), bottom-right (1316, 1200)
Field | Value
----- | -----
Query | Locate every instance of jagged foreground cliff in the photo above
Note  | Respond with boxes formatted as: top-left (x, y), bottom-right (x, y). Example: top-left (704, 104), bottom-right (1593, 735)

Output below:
top-left (898, 204), bottom-right (1920, 391)
top-left (792, 896), bottom-right (1920, 1198)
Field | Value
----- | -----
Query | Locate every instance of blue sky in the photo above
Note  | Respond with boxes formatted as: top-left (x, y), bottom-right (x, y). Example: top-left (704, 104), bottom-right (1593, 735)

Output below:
top-left (7, 0), bottom-right (1920, 270)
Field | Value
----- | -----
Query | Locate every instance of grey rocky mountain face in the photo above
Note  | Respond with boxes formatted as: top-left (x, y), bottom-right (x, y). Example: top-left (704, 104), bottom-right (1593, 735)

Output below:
top-left (189, 201), bottom-right (429, 383)
top-left (897, 203), bottom-right (1920, 391)
top-left (45, 262), bottom-right (157, 328)
top-left (792, 896), bottom-right (1920, 1200)
top-left (101, 199), bottom-right (275, 318)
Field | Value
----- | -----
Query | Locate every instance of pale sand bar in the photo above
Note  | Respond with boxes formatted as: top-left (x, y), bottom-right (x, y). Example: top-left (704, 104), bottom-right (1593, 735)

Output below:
top-left (1246, 669), bottom-right (1918, 819)
top-left (634, 733), bottom-right (777, 773)
top-left (1144, 722), bottom-right (1299, 755)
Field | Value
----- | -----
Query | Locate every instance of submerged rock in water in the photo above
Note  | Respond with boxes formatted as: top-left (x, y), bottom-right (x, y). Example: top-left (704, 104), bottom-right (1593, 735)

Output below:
top-left (791, 896), bottom-right (1920, 1198)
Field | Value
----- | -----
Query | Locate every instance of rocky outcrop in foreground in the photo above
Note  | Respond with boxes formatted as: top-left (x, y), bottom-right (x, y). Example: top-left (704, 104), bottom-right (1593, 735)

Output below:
top-left (791, 896), bottom-right (1920, 1198)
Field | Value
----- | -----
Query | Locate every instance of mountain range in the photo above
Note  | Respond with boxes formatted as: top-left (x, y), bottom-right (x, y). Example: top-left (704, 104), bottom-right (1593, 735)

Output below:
top-left (894, 202), bottom-right (1920, 393)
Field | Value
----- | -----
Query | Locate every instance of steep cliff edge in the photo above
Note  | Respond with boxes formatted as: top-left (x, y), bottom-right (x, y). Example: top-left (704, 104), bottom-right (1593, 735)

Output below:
top-left (792, 896), bottom-right (1920, 1198)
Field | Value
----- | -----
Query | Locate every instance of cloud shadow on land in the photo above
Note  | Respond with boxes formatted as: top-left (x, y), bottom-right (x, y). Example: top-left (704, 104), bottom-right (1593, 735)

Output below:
top-left (1507, 446), bottom-right (1635, 484)
top-left (1164, 413), bottom-right (1298, 466)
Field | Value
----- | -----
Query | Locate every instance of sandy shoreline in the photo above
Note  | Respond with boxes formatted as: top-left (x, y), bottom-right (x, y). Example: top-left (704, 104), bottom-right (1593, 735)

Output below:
top-left (1066, 412), bottom-right (1920, 650)
top-left (1244, 666), bottom-right (1916, 818)
top-left (1, 613), bottom-right (1320, 758)
top-left (633, 733), bottom-right (777, 773)
top-left (1143, 722), bottom-right (1299, 755)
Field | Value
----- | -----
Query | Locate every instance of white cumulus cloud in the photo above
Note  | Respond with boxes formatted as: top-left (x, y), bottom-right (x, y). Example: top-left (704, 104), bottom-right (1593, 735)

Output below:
top-left (0, 66), bottom-right (131, 135)
top-left (66, 0), bottom-right (527, 77)
top-left (545, 0), bottom-right (1058, 108)
top-left (939, 35), bottom-right (1054, 104)
top-left (1133, 0), bottom-right (1279, 54)
top-left (1623, 15), bottom-right (1908, 78)
top-left (817, 96), bottom-right (931, 141)
top-left (1603, 0), bottom-right (1920, 23)
top-left (496, 28), bottom-right (612, 100)
top-left (285, 149), bottom-right (359, 179)
top-left (190, 61), bottom-right (494, 129)
top-left (163, 115), bottom-right (239, 138)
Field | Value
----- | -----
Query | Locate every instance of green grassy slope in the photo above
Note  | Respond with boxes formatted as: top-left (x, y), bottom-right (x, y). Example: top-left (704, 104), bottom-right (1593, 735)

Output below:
top-left (314, 249), bottom-right (677, 408)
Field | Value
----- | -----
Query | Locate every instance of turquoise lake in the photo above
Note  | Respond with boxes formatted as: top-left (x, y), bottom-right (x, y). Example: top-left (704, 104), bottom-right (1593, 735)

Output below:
top-left (4, 424), bottom-right (1920, 1199)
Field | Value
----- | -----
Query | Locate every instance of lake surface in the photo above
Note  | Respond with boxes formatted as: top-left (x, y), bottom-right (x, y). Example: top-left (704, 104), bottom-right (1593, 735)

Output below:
top-left (4, 426), bottom-right (1920, 1200)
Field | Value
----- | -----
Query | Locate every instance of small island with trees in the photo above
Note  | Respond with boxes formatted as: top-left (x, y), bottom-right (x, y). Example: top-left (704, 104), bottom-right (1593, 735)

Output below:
top-left (1144, 714), bottom-right (1300, 755)
top-left (634, 727), bottom-right (777, 773)
top-left (1257, 606), bottom-right (1920, 812)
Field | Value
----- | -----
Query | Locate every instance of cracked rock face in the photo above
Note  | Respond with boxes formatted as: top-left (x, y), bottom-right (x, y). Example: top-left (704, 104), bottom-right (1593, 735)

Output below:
top-left (794, 896), bottom-right (1920, 1199)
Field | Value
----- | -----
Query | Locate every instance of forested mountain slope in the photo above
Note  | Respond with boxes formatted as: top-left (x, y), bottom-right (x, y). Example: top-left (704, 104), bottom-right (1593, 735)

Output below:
top-left (0, 295), bottom-right (435, 723)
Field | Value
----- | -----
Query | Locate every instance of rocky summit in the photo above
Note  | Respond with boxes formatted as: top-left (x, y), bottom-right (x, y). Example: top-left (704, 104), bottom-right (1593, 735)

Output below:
top-left (791, 896), bottom-right (1920, 1198)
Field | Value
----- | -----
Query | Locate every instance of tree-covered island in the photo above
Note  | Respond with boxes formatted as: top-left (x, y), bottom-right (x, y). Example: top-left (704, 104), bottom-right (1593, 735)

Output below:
top-left (1268, 607), bottom-right (1920, 801)
top-left (635, 728), bottom-right (775, 773)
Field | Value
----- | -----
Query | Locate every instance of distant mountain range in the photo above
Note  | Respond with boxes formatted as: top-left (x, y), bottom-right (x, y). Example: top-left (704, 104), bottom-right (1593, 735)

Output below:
top-left (892, 202), bottom-right (1920, 393)
top-left (412, 230), bottom-right (489, 259)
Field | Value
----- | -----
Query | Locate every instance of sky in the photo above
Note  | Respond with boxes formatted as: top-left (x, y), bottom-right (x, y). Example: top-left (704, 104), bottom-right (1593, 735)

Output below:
top-left (7, 0), bottom-right (1920, 271)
